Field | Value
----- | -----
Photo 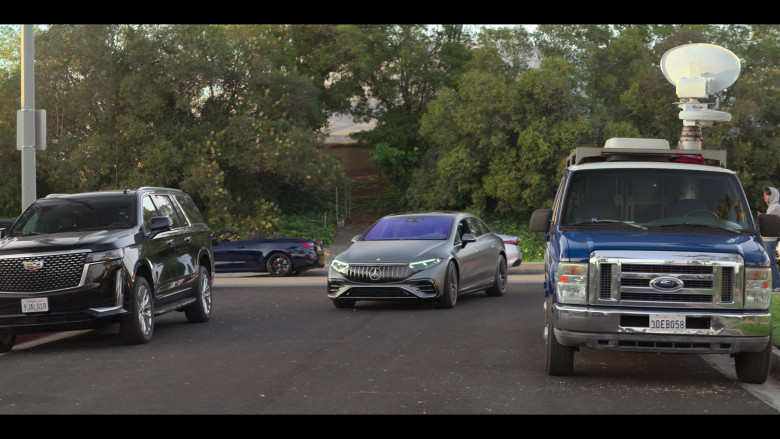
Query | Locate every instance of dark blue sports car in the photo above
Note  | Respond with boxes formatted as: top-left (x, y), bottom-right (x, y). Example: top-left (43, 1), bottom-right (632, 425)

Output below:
top-left (211, 229), bottom-right (324, 276)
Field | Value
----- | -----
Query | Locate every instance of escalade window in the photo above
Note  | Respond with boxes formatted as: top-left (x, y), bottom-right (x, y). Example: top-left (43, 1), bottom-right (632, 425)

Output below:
top-left (561, 168), bottom-right (750, 231)
top-left (174, 194), bottom-right (205, 225)
top-left (152, 195), bottom-right (182, 228)
top-left (11, 196), bottom-right (135, 236)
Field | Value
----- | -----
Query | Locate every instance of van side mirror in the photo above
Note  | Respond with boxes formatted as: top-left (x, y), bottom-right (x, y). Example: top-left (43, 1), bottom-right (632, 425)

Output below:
top-left (529, 209), bottom-right (553, 232)
top-left (759, 213), bottom-right (780, 238)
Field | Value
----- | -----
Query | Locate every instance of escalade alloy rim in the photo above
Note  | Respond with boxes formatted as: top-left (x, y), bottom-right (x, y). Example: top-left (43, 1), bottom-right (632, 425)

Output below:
top-left (136, 283), bottom-right (153, 336)
top-left (200, 271), bottom-right (212, 314)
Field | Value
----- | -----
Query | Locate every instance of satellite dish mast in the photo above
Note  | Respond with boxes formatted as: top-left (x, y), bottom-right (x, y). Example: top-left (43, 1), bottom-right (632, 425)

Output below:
top-left (660, 43), bottom-right (741, 150)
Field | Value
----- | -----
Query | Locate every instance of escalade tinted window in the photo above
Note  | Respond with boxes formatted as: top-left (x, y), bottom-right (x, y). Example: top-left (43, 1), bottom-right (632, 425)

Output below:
top-left (174, 195), bottom-right (205, 225)
top-left (153, 195), bottom-right (182, 228)
top-left (12, 196), bottom-right (135, 235)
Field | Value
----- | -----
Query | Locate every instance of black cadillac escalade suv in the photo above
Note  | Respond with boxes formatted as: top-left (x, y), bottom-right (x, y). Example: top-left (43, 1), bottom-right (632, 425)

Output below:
top-left (0, 187), bottom-right (214, 351)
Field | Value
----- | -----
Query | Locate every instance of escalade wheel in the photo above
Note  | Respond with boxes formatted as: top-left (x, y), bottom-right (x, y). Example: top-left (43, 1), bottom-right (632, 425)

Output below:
top-left (185, 266), bottom-right (212, 323)
top-left (0, 335), bottom-right (15, 353)
top-left (120, 277), bottom-right (154, 344)
top-left (734, 332), bottom-right (772, 384)
top-left (545, 297), bottom-right (574, 376)
top-left (486, 255), bottom-right (508, 297)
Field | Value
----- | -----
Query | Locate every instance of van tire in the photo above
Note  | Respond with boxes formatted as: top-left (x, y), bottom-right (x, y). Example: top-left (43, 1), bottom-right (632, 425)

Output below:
top-left (734, 334), bottom-right (772, 384)
top-left (545, 297), bottom-right (574, 376)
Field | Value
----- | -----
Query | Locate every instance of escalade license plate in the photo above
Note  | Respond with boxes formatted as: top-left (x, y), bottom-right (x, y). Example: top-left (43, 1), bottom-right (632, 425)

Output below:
top-left (22, 297), bottom-right (48, 313)
top-left (649, 313), bottom-right (685, 332)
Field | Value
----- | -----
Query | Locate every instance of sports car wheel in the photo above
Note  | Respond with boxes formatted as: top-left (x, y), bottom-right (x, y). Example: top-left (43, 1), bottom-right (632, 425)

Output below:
top-left (120, 276), bottom-right (154, 344)
top-left (486, 255), bottom-right (507, 296)
top-left (438, 261), bottom-right (458, 309)
top-left (267, 253), bottom-right (292, 277)
top-left (185, 265), bottom-right (212, 323)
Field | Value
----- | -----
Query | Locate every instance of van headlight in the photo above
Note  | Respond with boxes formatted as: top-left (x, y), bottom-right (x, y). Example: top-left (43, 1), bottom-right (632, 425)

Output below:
top-left (745, 267), bottom-right (772, 309)
top-left (556, 263), bottom-right (588, 304)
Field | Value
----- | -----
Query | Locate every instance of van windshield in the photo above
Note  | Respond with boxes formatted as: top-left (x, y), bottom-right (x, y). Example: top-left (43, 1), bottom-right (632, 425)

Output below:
top-left (11, 196), bottom-right (136, 236)
top-left (561, 168), bottom-right (752, 232)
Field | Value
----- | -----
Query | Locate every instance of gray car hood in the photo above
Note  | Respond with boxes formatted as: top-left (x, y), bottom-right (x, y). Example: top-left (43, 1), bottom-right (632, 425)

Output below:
top-left (337, 239), bottom-right (450, 264)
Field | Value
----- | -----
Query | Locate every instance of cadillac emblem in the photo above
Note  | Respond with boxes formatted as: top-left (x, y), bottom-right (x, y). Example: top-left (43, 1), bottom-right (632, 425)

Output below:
top-left (23, 260), bottom-right (44, 271)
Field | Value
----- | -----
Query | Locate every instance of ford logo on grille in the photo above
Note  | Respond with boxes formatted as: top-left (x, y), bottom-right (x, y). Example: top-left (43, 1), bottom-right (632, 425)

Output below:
top-left (23, 260), bottom-right (44, 271)
top-left (649, 276), bottom-right (683, 291)
top-left (368, 267), bottom-right (381, 281)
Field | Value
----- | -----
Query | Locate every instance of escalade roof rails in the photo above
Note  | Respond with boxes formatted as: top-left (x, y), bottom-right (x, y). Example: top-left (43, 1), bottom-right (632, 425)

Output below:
top-left (566, 137), bottom-right (727, 168)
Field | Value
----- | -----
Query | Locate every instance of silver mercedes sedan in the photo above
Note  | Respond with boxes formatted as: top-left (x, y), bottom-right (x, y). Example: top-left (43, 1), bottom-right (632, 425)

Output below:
top-left (327, 212), bottom-right (508, 308)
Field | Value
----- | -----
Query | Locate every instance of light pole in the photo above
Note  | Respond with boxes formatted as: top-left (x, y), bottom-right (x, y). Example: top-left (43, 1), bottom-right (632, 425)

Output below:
top-left (18, 24), bottom-right (45, 211)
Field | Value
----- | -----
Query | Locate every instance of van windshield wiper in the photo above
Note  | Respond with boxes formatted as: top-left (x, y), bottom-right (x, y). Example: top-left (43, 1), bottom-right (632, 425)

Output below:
top-left (657, 222), bottom-right (743, 234)
top-left (569, 219), bottom-right (648, 231)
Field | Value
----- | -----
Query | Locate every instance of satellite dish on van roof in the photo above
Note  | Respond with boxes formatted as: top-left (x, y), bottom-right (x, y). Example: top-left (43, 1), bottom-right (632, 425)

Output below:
top-left (660, 44), bottom-right (741, 149)
top-left (661, 43), bottom-right (741, 98)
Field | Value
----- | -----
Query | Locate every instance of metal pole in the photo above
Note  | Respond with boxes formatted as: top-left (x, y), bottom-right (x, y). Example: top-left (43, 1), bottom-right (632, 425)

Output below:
top-left (21, 25), bottom-right (36, 210)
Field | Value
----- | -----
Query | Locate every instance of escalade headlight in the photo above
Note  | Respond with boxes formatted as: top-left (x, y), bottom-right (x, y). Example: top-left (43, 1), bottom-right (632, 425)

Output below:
top-left (745, 267), bottom-right (772, 309)
top-left (409, 257), bottom-right (443, 274)
top-left (556, 262), bottom-right (588, 304)
top-left (331, 259), bottom-right (350, 275)
top-left (86, 249), bottom-right (124, 263)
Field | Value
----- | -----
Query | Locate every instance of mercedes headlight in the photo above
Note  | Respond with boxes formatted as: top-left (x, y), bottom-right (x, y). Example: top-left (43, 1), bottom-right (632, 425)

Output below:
top-left (409, 258), bottom-right (443, 274)
top-left (331, 259), bottom-right (350, 275)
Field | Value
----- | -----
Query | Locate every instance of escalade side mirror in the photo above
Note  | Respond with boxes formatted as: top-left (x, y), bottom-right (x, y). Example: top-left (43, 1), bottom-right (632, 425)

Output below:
top-left (149, 216), bottom-right (173, 237)
top-left (529, 209), bottom-right (553, 232)
top-left (759, 213), bottom-right (780, 238)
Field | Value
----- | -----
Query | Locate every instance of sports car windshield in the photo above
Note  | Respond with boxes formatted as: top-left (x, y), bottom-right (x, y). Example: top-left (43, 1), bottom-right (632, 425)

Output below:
top-left (363, 217), bottom-right (453, 240)
top-left (11, 197), bottom-right (136, 236)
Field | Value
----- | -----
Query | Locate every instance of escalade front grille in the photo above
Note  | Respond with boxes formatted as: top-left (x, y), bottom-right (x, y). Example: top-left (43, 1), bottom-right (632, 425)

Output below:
top-left (342, 264), bottom-right (411, 283)
top-left (0, 252), bottom-right (87, 293)
top-left (592, 250), bottom-right (741, 308)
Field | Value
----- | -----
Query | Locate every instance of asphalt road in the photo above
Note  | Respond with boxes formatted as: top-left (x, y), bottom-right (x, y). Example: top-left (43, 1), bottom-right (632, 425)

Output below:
top-left (1, 270), bottom-right (779, 415)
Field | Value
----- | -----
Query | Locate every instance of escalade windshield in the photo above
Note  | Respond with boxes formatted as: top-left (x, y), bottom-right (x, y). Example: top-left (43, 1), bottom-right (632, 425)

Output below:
top-left (561, 168), bottom-right (751, 232)
top-left (11, 196), bottom-right (136, 236)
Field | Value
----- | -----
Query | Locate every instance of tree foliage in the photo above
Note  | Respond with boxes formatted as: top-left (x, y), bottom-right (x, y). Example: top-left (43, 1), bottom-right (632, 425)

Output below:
top-left (0, 25), bottom-right (346, 235)
top-left (0, 24), bottom-right (777, 229)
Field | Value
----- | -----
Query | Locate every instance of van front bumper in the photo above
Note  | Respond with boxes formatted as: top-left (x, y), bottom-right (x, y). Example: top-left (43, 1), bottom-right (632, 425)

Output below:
top-left (551, 303), bottom-right (771, 354)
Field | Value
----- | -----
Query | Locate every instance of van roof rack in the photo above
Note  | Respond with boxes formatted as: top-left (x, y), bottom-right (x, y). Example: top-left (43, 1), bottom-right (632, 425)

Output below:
top-left (566, 138), bottom-right (727, 167)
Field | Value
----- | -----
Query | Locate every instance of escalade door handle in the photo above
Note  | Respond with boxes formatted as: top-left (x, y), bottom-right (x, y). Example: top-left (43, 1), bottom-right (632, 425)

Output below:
top-left (184, 236), bottom-right (192, 242)
top-left (166, 239), bottom-right (175, 246)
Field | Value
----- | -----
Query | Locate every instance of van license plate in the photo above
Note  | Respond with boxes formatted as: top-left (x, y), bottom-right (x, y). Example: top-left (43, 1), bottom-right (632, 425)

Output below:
top-left (22, 297), bottom-right (48, 313)
top-left (649, 313), bottom-right (685, 332)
